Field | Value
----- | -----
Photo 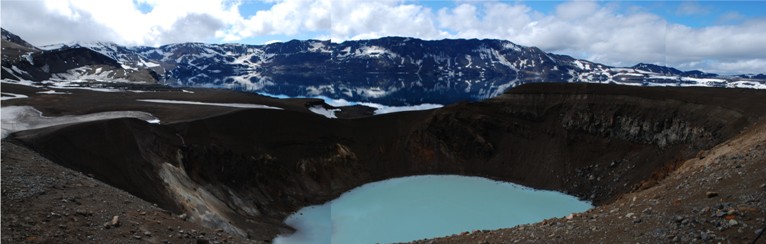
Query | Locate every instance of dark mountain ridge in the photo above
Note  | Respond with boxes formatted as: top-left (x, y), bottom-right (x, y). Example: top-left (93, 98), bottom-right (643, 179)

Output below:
top-left (631, 63), bottom-right (717, 78)
top-left (2, 29), bottom-right (764, 106)
top-left (1, 28), bottom-right (37, 50)
top-left (1, 29), bottom-right (161, 83)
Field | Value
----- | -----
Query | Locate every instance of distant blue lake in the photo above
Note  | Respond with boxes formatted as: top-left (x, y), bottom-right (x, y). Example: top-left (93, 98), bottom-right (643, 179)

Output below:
top-left (273, 175), bottom-right (592, 244)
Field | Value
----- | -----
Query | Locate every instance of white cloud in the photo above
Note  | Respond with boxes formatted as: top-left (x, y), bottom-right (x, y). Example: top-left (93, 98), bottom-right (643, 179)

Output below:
top-left (714, 59), bottom-right (766, 74)
top-left (555, 1), bottom-right (599, 20)
top-left (329, 0), bottom-right (444, 41)
top-left (676, 1), bottom-right (710, 16)
top-left (431, 1), bottom-right (766, 74)
top-left (435, 1), bottom-right (673, 66)
top-left (717, 11), bottom-right (745, 25)
top-left (1, 0), bottom-right (764, 74)
top-left (2, 1), bottom-right (119, 45)
top-left (1, 0), bottom-right (241, 46)
top-left (437, 3), bottom-right (533, 39)
top-left (221, 0), bottom-right (330, 41)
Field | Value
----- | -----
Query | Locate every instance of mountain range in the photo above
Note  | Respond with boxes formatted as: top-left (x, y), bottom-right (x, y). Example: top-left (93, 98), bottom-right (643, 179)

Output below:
top-left (2, 28), bottom-right (764, 105)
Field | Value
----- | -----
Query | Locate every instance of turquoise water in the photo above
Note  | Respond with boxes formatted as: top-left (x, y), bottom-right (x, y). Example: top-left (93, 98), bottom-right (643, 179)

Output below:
top-left (273, 175), bottom-right (591, 244)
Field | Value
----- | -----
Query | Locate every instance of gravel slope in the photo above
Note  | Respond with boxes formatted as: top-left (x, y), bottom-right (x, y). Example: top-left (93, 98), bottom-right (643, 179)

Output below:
top-left (1, 140), bottom-right (264, 244)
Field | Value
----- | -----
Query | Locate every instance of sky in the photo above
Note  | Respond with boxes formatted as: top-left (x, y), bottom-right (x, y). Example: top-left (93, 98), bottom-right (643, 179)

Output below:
top-left (1, 0), bottom-right (765, 74)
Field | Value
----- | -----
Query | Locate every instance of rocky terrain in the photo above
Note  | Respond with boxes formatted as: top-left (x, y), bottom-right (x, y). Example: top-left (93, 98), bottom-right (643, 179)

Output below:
top-left (413, 119), bottom-right (766, 243)
top-left (1, 141), bottom-right (262, 243)
top-left (3, 80), bottom-right (765, 243)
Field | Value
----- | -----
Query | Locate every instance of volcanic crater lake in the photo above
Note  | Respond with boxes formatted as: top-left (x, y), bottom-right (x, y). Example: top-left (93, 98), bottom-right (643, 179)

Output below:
top-left (273, 175), bottom-right (592, 244)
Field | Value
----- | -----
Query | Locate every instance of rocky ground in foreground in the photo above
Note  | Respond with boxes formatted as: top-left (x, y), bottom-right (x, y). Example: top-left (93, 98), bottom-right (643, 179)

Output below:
top-left (1, 141), bottom-right (263, 244)
top-left (413, 120), bottom-right (766, 243)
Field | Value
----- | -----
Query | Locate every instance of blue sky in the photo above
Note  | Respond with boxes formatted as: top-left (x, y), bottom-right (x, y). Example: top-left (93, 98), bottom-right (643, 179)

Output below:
top-left (230, 0), bottom-right (765, 44)
top-left (2, 0), bottom-right (765, 74)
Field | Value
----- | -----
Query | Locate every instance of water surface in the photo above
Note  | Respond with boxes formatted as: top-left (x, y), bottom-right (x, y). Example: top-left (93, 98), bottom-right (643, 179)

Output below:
top-left (274, 175), bottom-right (591, 244)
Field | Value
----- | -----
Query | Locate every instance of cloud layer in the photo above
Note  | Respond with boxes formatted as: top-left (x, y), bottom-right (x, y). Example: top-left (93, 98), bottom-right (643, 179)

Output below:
top-left (2, 0), bottom-right (764, 74)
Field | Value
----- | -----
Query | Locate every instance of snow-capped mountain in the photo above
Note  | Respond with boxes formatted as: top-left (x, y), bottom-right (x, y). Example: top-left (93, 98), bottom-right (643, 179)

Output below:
top-left (2, 29), bottom-right (161, 84)
top-left (3, 28), bottom-right (764, 105)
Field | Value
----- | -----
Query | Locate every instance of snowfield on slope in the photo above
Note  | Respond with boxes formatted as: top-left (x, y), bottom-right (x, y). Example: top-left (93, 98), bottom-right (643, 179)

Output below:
top-left (308, 105), bottom-right (340, 118)
top-left (1, 106), bottom-right (159, 139)
top-left (137, 99), bottom-right (282, 109)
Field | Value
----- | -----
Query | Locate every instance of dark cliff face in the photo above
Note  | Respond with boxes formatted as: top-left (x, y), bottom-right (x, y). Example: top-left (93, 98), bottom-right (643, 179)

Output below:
top-left (13, 118), bottom-right (185, 213)
top-left (406, 84), bottom-right (760, 204)
top-left (13, 83), bottom-right (766, 240)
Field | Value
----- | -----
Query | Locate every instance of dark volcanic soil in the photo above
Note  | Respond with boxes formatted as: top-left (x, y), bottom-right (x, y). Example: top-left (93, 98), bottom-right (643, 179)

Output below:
top-left (1, 140), bottom-right (261, 243)
top-left (3, 82), bottom-right (766, 243)
top-left (0, 82), bottom-right (372, 122)
top-left (412, 119), bottom-right (766, 243)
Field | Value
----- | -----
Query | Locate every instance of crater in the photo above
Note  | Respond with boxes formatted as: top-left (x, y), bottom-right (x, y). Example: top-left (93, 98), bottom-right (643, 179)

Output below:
top-left (9, 83), bottom-right (766, 241)
top-left (273, 175), bottom-right (591, 244)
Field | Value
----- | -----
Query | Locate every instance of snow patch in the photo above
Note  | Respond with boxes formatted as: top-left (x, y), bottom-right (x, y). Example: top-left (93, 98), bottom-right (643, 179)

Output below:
top-left (53, 86), bottom-right (123, 92)
top-left (121, 64), bottom-right (138, 71)
top-left (465, 55), bottom-right (473, 68)
top-left (256, 92), bottom-right (292, 99)
top-left (573, 60), bottom-right (591, 70)
top-left (1, 67), bottom-right (22, 80)
top-left (1, 78), bottom-right (42, 88)
top-left (358, 103), bottom-right (443, 115)
top-left (1, 106), bottom-right (159, 139)
top-left (355, 46), bottom-right (397, 58)
top-left (39, 43), bottom-right (66, 50)
top-left (308, 42), bottom-right (331, 53)
top-left (337, 46), bottom-right (353, 57)
top-left (23, 53), bottom-right (34, 65)
top-left (36, 90), bottom-right (72, 95)
top-left (50, 66), bottom-right (143, 83)
top-left (503, 42), bottom-right (522, 52)
top-left (1, 92), bottom-right (28, 100)
top-left (308, 106), bottom-right (339, 119)
top-left (255, 93), bottom-right (441, 115)
top-left (141, 59), bottom-right (160, 68)
top-left (489, 81), bottom-right (515, 98)
top-left (726, 81), bottom-right (766, 89)
top-left (306, 85), bottom-right (336, 96)
top-left (11, 65), bottom-right (30, 76)
top-left (137, 99), bottom-right (282, 109)
top-left (354, 87), bottom-right (394, 98)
